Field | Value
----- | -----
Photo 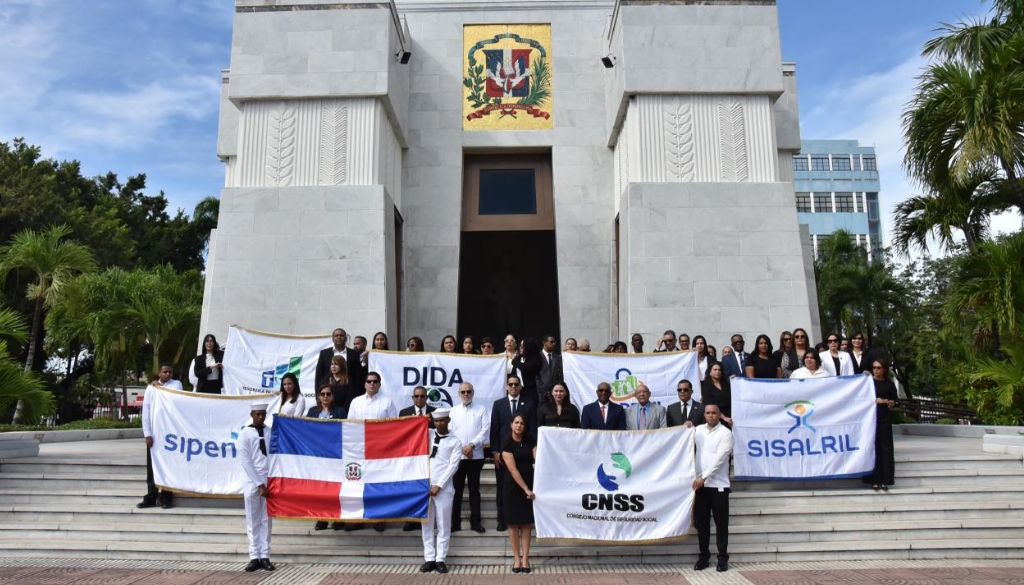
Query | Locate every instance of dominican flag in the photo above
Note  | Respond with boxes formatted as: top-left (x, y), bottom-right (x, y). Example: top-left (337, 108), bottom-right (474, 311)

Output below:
top-left (267, 416), bottom-right (430, 521)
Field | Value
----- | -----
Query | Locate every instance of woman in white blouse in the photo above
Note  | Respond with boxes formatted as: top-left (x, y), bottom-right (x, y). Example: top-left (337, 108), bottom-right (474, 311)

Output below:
top-left (789, 351), bottom-right (831, 380)
top-left (693, 335), bottom-right (712, 381)
top-left (267, 372), bottom-right (307, 421)
top-left (819, 333), bottom-right (854, 376)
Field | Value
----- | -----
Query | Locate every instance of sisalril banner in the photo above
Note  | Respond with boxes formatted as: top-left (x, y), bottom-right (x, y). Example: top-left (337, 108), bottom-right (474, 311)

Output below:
top-left (561, 351), bottom-right (701, 408)
top-left (147, 385), bottom-right (266, 496)
top-left (367, 350), bottom-right (508, 411)
top-left (222, 325), bottom-right (331, 400)
top-left (732, 375), bottom-right (877, 480)
top-left (533, 426), bottom-right (696, 542)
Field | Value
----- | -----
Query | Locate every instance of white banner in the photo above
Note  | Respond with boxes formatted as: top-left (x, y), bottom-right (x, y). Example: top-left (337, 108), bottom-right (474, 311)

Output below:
top-left (562, 351), bottom-right (700, 409)
top-left (149, 386), bottom-right (266, 496)
top-left (534, 426), bottom-right (695, 542)
top-left (222, 325), bottom-right (331, 399)
top-left (732, 375), bottom-right (877, 480)
top-left (368, 350), bottom-right (507, 411)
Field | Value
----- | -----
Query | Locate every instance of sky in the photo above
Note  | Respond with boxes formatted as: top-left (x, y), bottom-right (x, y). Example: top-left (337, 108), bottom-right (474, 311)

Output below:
top-left (1, 0), bottom-right (1019, 248)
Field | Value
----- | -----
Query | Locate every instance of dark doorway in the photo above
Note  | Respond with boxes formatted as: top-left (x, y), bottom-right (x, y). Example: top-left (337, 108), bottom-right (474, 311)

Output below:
top-left (457, 230), bottom-right (560, 344)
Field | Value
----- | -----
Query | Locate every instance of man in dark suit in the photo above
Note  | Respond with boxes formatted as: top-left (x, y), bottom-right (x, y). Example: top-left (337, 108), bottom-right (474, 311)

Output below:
top-left (489, 375), bottom-right (535, 532)
top-left (667, 380), bottom-right (704, 427)
top-left (315, 328), bottom-right (365, 392)
top-left (536, 334), bottom-right (563, 403)
top-left (400, 386), bottom-right (435, 531)
top-left (721, 334), bottom-right (746, 379)
top-left (580, 382), bottom-right (627, 430)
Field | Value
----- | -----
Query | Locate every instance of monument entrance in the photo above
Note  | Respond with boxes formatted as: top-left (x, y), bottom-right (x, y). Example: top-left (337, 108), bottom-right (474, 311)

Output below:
top-left (457, 154), bottom-right (560, 343)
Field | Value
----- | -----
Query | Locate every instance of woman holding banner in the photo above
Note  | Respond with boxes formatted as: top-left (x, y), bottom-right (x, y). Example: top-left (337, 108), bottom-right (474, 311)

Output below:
top-left (192, 334), bottom-right (225, 394)
top-left (307, 384), bottom-right (347, 530)
top-left (502, 414), bottom-right (536, 573)
top-left (267, 373), bottom-right (306, 421)
top-left (865, 359), bottom-right (897, 491)
top-left (537, 383), bottom-right (580, 428)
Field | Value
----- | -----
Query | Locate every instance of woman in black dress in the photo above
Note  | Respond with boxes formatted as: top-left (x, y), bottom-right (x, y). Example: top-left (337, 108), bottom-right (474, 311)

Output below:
top-left (192, 334), bottom-right (224, 394)
top-left (502, 414), bottom-right (536, 573)
top-left (864, 359), bottom-right (897, 490)
top-left (745, 334), bottom-right (782, 379)
top-left (537, 382), bottom-right (580, 428)
top-left (513, 337), bottom-right (543, 405)
top-left (701, 362), bottom-right (732, 427)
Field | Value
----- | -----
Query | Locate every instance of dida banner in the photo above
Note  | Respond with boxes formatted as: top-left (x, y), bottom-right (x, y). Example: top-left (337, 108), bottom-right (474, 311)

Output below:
top-left (368, 350), bottom-right (507, 412)
top-left (732, 375), bottom-right (877, 480)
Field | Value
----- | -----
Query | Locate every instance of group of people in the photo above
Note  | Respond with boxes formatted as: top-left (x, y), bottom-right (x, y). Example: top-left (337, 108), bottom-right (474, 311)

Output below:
top-left (149, 325), bottom-right (898, 573)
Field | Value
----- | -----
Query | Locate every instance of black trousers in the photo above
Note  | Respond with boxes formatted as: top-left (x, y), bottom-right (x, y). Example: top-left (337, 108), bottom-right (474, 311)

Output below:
top-left (494, 462), bottom-right (506, 525)
top-left (144, 445), bottom-right (173, 504)
top-left (452, 459), bottom-right (484, 526)
top-left (695, 486), bottom-right (729, 561)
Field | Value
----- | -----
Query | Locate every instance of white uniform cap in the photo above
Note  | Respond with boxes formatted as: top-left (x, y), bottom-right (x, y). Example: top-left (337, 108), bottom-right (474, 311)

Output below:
top-left (250, 402), bottom-right (269, 412)
top-left (431, 408), bottom-right (451, 419)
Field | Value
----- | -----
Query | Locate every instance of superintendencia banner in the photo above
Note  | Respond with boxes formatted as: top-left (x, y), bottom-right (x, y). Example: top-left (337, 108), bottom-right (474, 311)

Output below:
top-left (562, 351), bottom-right (700, 408)
top-left (533, 426), bottom-right (695, 543)
top-left (222, 325), bottom-right (330, 399)
top-left (267, 416), bottom-right (429, 521)
top-left (368, 350), bottom-right (507, 411)
top-left (732, 375), bottom-right (877, 480)
top-left (149, 385), bottom-right (265, 496)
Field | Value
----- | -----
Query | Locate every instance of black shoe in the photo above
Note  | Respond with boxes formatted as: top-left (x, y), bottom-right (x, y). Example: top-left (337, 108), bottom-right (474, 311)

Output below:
top-left (471, 523), bottom-right (486, 534)
top-left (244, 559), bottom-right (261, 572)
top-left (331, 522), bottom-right (343, 530)
top-left (136, 499), bottom-right (157, 509)
top-left (694, 559), bottom-right (710, 571)
top-left (420, 561), bottom-right (436, 573)
top-left (436, 562), bottom-right (448, 574)
top-left (512, 566), bottom-right (522, 573)
top-left (403, 522), bottom-right (418, 532)
top-left (260, 558), bottom-right (276, 571)
top-left (496, 521), bottom-right (507, 531)
top-left (314, 521), bottom-right (328, 530)
top-left (160, 499), bottom-right (173, 509)
top-left (522, 566), bottom-right (531, 574)
top-left (343, 524), bottom-right (362, 532)
top-left (716, 559), bottom-right (729, 572)
top-left (374, 522), bottom-right (385, 532)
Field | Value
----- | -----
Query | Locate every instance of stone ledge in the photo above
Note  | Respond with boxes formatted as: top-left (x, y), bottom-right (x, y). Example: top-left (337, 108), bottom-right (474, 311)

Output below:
top-left (0, 428), bottom-right (144, 444)
top-left (983, 434), bottom-right (1024, 457)
top-left (898, 424), bottom-right (1024, 439)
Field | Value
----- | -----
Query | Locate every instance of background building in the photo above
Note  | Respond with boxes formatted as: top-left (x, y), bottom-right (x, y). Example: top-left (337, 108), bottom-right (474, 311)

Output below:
top-left (792, 139), bottom-right (883, 260)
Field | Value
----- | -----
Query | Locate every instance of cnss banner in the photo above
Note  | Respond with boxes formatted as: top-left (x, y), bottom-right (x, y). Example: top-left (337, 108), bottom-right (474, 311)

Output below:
top-left (148, 385), bottom-right (266, 495)
top-left (562, 351), bottom-right (700, 408)
top-left (268, 416), bottom-right (429, 521)
top-left (534, 426), bottom-right (696, 542)
top-left (732, 375), bottom-right (877, 480)
top-left (222, 325), bottom-right (330, 399)
top-left (368, 351), bottom-right (506, 410)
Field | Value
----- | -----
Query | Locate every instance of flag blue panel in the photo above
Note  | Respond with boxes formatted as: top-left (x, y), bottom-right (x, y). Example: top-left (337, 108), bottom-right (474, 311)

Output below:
top-left (363, 479), bottom-right (430, 519)
top-left (269, 416), bottom-right (343, 459)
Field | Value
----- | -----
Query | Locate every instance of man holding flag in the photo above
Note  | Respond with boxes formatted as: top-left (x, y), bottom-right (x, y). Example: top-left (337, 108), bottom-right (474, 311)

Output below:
top-left (421, 409), bottom-right (462, 574)
top-left (239, 402), bottom-right (274, 572)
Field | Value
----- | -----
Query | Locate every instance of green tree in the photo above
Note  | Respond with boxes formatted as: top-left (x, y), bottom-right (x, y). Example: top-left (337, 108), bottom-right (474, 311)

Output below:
top-left (0, 226), bottom-right (96, 423)
top-left (0, 307), bottom-right (54, 422)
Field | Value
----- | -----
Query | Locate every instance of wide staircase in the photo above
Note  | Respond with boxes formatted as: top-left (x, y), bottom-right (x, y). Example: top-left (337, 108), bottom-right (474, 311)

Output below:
top-left (0, 434), bottom-right (1023, 564)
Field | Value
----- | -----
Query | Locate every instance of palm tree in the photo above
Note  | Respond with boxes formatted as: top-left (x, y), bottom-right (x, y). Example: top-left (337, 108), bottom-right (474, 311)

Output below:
top-left (0, 225), bottom-right (96, 423)
top-left (904, 3), bottom-right (1024, 209)
top-left (0, 308), bottom-right (54, 422)
top-left (891, 166), bottom-right (1006, 256)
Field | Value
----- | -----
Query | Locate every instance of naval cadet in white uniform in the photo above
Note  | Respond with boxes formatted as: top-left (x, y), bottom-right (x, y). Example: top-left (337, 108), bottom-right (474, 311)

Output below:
top-left (421, 408), bottom-right (462, 574)
top-left (238, 402), bottom-right (275, 572)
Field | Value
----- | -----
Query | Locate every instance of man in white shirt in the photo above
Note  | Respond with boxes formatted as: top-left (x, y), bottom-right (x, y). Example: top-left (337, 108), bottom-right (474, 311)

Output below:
top-left (420, 409), bottom-right (462, 574)
top-left (449, 382), bottom-right (490, 534)
top-left (693, 403), bottom-right (734, 572)
top-left (238, 402), bottom-right (274, 572)
top-left (137, 364), bottom-right (183, 509)
top-left (345, 371), bottom-right (396, 532)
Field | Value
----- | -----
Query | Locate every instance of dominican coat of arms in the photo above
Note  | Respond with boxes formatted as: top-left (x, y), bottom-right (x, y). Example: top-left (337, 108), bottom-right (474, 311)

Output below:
top-left (463, 24), bottom-right (553, 131)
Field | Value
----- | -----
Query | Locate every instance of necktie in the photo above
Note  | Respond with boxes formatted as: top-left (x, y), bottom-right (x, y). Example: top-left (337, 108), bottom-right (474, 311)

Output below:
top-left (430, 433), bottom-right (446, 458)
top-left (682, 402), bottom-right (689, 421)
top-left (417, 407), bottom-right (422, 416)
top-left (600, 404), bottom-right (606, 422)
top-left (640, 406), bottom-right (647, 428)
top-left (255, 426), bottom-right (267, 456)
top-left (511, 399), bottom-right (518, 415)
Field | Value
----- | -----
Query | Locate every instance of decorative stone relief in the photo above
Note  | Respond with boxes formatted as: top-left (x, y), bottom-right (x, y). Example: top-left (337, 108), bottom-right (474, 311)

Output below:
top-left (717, 100), bottom-right (748, 183)
top-left (265, 104), bottom-right (296, 186)
top-left (318, 102), bottom-right (348, 186)
top-left (664, 97), bottom-right (694, 181)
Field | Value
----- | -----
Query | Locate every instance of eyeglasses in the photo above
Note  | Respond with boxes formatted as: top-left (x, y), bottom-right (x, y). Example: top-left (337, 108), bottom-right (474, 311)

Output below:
top-left (366, 379), bottom-right (381, 384)
top-left (677, 388), bottom-right (692, 393)
top-left (319, 392), bottom-right (332, 397)
top-left (795, 334), bottom-right (807, 339)
top-left (507, 383), bottom-right (521, 387)
top-left (460, 390), bottom-right (473, 395)
top-left (782, 337), bottom-right (793, 342)
top-left (412, 394), bottom-right (427, 399)
top-left (827, 338), bottom-right (838, 343)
